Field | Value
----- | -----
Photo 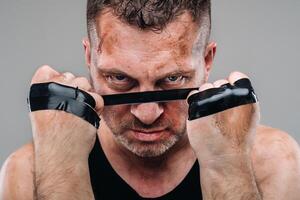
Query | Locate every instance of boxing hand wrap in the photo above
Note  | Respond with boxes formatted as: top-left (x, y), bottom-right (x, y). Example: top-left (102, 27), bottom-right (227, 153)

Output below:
top-left (29, 82), bottom-right (96, 107)
top-left (27, 79), bottom-right (258, 127)
top-left (102, 88), bottom-right (198, 106)
top-left (28, 82), bottom-right (100, 129)
top-left (187, 78), bottom-right (258, 121)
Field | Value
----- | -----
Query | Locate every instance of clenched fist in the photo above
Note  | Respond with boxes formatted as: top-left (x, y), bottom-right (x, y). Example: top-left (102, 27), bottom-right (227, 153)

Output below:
top-left (187, 71), bottom-right (260, 165)
top-left (30, 65), bottom-right (103, 199)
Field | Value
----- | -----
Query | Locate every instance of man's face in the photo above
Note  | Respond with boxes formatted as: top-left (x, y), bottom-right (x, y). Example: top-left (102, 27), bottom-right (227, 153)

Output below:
top-left (86, 10), bottom-right (213, 157)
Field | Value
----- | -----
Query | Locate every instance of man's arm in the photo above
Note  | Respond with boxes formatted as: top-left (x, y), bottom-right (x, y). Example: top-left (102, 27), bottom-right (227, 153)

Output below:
top-left (33, 135), bottom-right (95, 200)
top-left (199, 151), bottom-right (261, 199)
top-left (198, 126), bottom-right (300, 200)
top-left (187, 72), bottom-right (262, 199)
top-left (0, 143), bottom-right (95, 200)
top-left (0, 142), bottom-right (95, 200)
top-left (27, 65), bottom-right (101, 200)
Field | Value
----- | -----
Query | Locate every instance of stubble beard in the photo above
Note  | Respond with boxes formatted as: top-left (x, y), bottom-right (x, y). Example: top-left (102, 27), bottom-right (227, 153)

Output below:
top-left (114, 130), bottom-right (184, 157)
top-left (103, 111), bottom-right (187, 158)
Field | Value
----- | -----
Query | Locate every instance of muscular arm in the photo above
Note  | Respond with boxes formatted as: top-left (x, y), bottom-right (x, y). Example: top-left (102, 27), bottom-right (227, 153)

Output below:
top-left (198, 126), bottom-right (300, 200)
top-left (0, 143), bottom-right (95, 200)
top-left (1, 127), bottom-right (300, 200)
top-left (34, 148), bottom-right (94, 200)
top-left (199, 154), bottom-right (261, 200)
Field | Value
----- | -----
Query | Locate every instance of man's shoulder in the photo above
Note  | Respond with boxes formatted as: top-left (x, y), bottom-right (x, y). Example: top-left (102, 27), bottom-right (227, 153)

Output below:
top-left (253, 125), bottom-right (300, 193)
top-left (1, 142), bottom-right (34, 173)
top-left (0, 142), bottom-right (34, 199)
top-left (254, 125), bottom-right (300, 161)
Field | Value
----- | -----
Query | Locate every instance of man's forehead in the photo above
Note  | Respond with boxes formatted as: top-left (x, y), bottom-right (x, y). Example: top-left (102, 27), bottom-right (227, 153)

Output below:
top-left (94, 9), bottom-right (200, 54)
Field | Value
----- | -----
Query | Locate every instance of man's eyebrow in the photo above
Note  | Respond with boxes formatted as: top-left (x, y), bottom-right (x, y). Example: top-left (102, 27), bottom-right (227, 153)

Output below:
top-left (156, 69), bottom-right (196, 80)
top-left (97, 68), bottom-right (133, 77)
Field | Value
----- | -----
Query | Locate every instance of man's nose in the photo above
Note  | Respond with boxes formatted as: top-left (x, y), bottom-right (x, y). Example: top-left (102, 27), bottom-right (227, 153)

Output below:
top-left (130, 103), bottom-right (164, 125)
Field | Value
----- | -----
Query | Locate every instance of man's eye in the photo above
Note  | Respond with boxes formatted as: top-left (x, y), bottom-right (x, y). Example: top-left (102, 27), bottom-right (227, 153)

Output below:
top-left (165, 75), bottom-right (184, 83)
top-left (115, 75), bottom-right (127, 81)
top-left (107, 74), bottom-right (129, 82)
top-left (105, 74), bottom-right (135, 90)
top-left (158, 75), bottom-right (189, 88)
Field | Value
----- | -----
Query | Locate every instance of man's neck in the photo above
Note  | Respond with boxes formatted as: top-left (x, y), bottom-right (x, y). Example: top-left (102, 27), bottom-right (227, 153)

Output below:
top-left (97, 122), bottom-right (197, 197)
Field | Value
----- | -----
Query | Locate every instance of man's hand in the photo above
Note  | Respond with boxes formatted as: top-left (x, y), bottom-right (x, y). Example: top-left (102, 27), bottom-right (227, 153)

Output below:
top-left (30, 65), bottom-right (103, 200)
top-left (187, 71), bottom-right (262, 199)
top-left (187, 71), bottom-right (259, 162)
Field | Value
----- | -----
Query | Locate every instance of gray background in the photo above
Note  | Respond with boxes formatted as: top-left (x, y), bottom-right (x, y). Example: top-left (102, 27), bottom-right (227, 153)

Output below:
top-left (0, 1), bottom-right (299, 166)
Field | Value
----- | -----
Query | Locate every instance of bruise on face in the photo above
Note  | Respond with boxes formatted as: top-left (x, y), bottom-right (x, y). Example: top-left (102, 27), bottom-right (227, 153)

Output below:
top-left (91, 11), bottom-right (205, 157)
top-left (95, 13), bottom-right (120, 55)
top-left (95, 9), bottom-right (199, 60)
top-left (168, 22), bottom-right (197, 59)
top-left (178, 39), bottom-right (190, 58)
top-left (90, 9), bottom-right (204, 95)
top-left (98, 28), bottom-right (120, 55)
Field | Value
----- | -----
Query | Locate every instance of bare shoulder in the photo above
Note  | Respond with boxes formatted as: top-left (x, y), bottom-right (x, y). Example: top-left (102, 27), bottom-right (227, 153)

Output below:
top-left (252, 125), bottom-right (300, 199)
top-left (0, 143), bottom-right (34, 200)
top-left (253, 125), bottom-right (300, 164)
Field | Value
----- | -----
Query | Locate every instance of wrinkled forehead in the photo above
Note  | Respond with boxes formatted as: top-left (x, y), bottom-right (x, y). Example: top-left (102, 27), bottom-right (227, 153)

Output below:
top-left (93, 10), bottom-right (201, 57)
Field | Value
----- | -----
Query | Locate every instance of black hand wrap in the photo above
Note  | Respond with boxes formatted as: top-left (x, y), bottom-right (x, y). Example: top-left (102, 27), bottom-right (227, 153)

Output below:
top-left (187, 78), bottom-right (258, 121)
top-left (28, 82), bottom-right (100, 129)
top-left (102, 88), bottom-right (198, 106)
top-left (27, 79), bottom-right (257, 127)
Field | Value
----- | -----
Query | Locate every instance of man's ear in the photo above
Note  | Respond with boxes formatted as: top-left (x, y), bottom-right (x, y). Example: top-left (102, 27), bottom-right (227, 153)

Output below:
top-left (203, 42), bottom-right (217, 82)
top-left (82, 37), bottom-right (92, 69)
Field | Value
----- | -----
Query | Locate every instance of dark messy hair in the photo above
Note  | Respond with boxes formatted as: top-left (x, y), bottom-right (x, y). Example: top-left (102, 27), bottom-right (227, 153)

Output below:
top-left (86, 0), bottom-right (211, 50)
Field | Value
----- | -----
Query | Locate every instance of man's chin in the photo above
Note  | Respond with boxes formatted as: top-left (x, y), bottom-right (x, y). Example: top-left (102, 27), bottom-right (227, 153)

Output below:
top-left (115, 135), bottom-right (179, 158)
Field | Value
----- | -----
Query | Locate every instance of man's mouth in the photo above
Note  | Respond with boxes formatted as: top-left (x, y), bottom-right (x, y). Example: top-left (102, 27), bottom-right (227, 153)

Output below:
top-left (130, 129), bottom-right (167, 142)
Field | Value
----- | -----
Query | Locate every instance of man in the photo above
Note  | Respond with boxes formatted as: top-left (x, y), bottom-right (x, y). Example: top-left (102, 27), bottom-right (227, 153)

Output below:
top-left (1, 0), bottom-right (300, 199)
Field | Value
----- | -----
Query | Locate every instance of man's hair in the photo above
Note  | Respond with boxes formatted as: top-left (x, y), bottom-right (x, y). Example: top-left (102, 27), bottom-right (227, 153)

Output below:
top-left (86, 0), bottom-right (211, 50)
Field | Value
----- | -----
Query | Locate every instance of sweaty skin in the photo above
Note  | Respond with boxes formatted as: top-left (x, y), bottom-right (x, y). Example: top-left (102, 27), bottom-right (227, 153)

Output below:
top-left (1, 10), bottom-right (300, 200)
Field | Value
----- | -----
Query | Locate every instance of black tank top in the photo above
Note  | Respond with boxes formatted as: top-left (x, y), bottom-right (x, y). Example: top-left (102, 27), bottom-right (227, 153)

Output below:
top-left (88, 138), bottom-right (203, 199)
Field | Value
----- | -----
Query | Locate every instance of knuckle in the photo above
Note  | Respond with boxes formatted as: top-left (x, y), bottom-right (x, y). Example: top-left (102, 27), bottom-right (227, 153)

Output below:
top-left (51, 75), bottom-right (66, 83)
top-left (37, 65), bottom-right (58, 76)
top-left (230, 71), bottom-right (248, 78)
top-left (62, 72), bottom-right (76, 81)
top-left (63, 72), bottom-right (75, 77)
top-left (74, 77), bottom-right (92, 89)
top-left (214, 79), bottom-right (227, 84)
top-left (228, 71), bottom-right (249, 84)
top-left (199, 83), bottom-right (214, 91)
top-left (32, 65), bottom-right (58, 84)
top-left (230, 71), bottom-right (242, 76)
top-left (77, 76), bottom-right (89, 83)
top-left (38, 65), bottom-right (52, 72)
top-left (213, 79), bottom-right (228, 87)
top-left (203, 83), bottom-right (214, 87)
